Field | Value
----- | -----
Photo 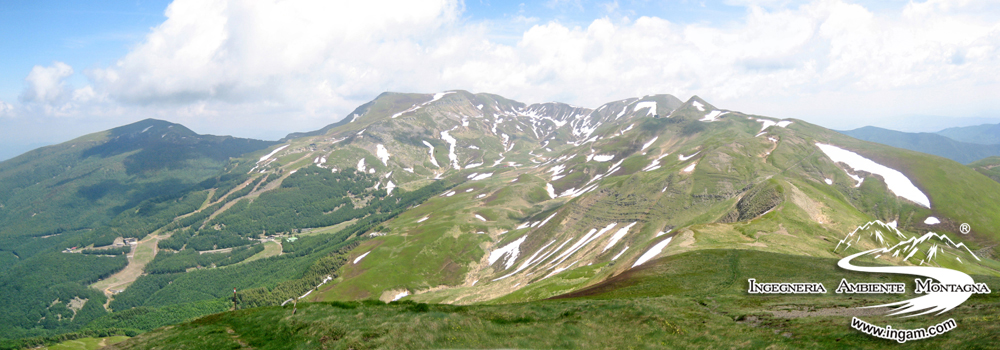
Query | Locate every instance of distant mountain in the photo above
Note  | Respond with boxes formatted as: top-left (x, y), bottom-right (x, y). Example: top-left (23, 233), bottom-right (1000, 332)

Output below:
top-left (0, 118), bottom-right (275, 340)
top-left (839, 126), bottom-right (1000, 164)
top-left (6, 92), bottom-right (1000, 348)
top-left (936, 123), bottom-right (1000, 145)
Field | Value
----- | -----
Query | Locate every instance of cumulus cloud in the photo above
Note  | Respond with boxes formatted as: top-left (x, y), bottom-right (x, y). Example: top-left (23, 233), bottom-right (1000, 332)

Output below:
top-left (0, 100), bottom-right (12, 117)
top-left (32, 0), bottom-right (1000, 135)
top-left (20, 62), bottom-right (74, 104)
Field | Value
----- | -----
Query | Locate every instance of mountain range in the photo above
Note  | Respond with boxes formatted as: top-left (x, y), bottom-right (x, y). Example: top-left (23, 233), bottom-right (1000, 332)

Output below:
top-left (840, 125), bottom-right (1000, 164)
top-left (3, 91), bottom-right (1000, 349)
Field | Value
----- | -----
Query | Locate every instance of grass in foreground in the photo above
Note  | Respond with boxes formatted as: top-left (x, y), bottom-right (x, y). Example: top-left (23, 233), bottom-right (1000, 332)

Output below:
top-left (108, 250), bottom-right (1000, 349)
top-left (42, 336), bottom-right (129, 350)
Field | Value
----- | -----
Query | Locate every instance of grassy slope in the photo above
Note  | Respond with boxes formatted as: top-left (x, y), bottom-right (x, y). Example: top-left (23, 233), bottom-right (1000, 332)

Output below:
top-left (107, 249), bottom-right (1000, 349)
top-left (42, 336), bottom-right (130, 350)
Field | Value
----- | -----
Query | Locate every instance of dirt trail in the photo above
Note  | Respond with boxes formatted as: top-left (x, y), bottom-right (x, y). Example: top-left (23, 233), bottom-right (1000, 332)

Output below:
top-left (91, 232), bottom-right (165, 310)
top-left (769, 306), bottom-right (891, 318)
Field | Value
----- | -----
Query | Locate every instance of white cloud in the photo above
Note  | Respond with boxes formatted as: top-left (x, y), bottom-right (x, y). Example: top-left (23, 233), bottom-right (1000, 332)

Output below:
top-left (20, 62), bottom-right (74, 103)
top-left (14, 0), bottom-right (999, 138)
top-left (0, 100), bottom-right (12, 117)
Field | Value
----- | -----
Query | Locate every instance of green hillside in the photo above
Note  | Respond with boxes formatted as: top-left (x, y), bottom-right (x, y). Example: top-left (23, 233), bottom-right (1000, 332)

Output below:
top-left (105, 250), bottom-right (1000, 349)
top-left (4, 92), bottom-right (1000, 349)
top-left (0, 119), bottom-right (275, 343)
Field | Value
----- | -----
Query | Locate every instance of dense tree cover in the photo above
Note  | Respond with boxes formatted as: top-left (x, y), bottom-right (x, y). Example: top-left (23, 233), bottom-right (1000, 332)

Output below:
top-left (109, 273), bottom-right (181, 311)
top-left (86, 298), bottom-right (229, 334)
top-left (209, 166), bottom-right (388, 236)
top-left (200, 172), bottom-right (250, 202)
top-left (87, 190), bottom-right (209, 245)
top-left (0, 252), bottom-right (126, 340)
top-left (185, 228), bottom-right (255, 251)
top-left (167, 201), bottom-right (224, 232)
top-left (157, 228), bottom-right (193, 251)
top-left (0, 150), bottom-right (455, 344)
top-left (235, 241), bottom-right (357, 308)
top-left (144, 245), bottom-right (264, 274)
top-left (217, 175), bottom-right (265, 203)
top-left (0, 327), bottom-right (138, 350)
top-left (79, 246), bottom-right (131, 255)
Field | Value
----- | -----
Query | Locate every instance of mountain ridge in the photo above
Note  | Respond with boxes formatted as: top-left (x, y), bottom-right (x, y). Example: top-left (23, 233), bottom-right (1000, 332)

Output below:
top-left (4, 91), bottom-right (1000, 348)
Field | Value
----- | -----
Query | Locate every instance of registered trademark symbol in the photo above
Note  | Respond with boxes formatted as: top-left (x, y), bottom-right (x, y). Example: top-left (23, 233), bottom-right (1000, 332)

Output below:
top-left (960, 223), bottom-right (971, 234)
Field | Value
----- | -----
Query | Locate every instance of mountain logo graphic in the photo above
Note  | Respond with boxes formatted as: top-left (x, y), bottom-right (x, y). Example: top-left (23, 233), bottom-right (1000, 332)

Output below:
top-left (838, 249), bottom-right (990, 317)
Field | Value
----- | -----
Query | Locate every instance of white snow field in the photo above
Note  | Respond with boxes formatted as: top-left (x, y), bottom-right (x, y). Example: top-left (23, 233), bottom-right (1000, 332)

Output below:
top-left (376, 144), bottom-right (390, 166)
top-left (489, 235), bottom-right (528, 270)
top-left (353, 251), bottom-right (371, 264)
top-left (815, 143), bottom-right (930, 208)
top-left (633, 237), bottom-right (673, 268)
top-left (603, 222), bottom-right (638, 252)
top-left (634, 101), bottom-right (657, 116)
top-left (257, 145), bottom-right (289, 164)
top-left (422, 141), bottom-right (440, 168)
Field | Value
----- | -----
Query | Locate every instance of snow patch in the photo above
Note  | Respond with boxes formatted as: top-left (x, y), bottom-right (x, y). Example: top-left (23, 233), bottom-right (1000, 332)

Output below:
top-left (603, 222), bottom-right (638, 252)
top-left (376, 144), bottom-right (390, 166)
top-left (549, 223), bottom-right (618, 267)
top-left (392, 290), bottom-right (409, 301)
top-left (470, 173), bottom-right (493, 181)
top-left (924, 217), bottom-right (940, 225)
top-left (678, 151), bottom-right (699, 161)
top-left (692, 100), bottom-right (705, 111)
top-left (422, 141), bottom-right (440, 168)
top-left (593, 155), bottom-right (615, 162)
top-left (257, 145), bottom-right (289, 164)
top-left (475, 214), bottom-right (487, 222)
top-left (699, 110), bottom-right (727, 122)
top-left (824, 178), bottom-right (833, 185)
top-left (489, 235), bottom-right (528, 270)
top-left (440, 131), bottom-right (460, 169)
top-left (612, 246), bottom-right (629, 260)
top-left (546, 183), bottom-right (557, 199)
top-left (417, 216), bottom-right (430, 223)
top-left (682, 162), bottom-right (697, 173)
top-left (357, 158), bottom-right (367, 173)
top-left (815, 143), bottom-right (930, 208)
top-left (641, 136), bottom-right (658, 151)
top-left (354, 251), bottom-right (371, 264)
top-left (386, 181), bottom-right (396, 195)
top-left (633, 237), bottom-right (673, 268)
top-left (634, 101), bottom-right (657, 116)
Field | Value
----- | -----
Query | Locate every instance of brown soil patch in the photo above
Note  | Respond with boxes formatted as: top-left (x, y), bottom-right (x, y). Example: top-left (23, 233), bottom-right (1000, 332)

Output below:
top-left (769, 306), bottom-right (891, 318)
top-left (788, 183), bottom-right (828, 224)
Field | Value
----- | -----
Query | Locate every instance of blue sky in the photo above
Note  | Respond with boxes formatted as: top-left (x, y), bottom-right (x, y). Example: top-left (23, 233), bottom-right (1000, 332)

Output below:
top-left (2, 0), bottom-right (999, 160)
